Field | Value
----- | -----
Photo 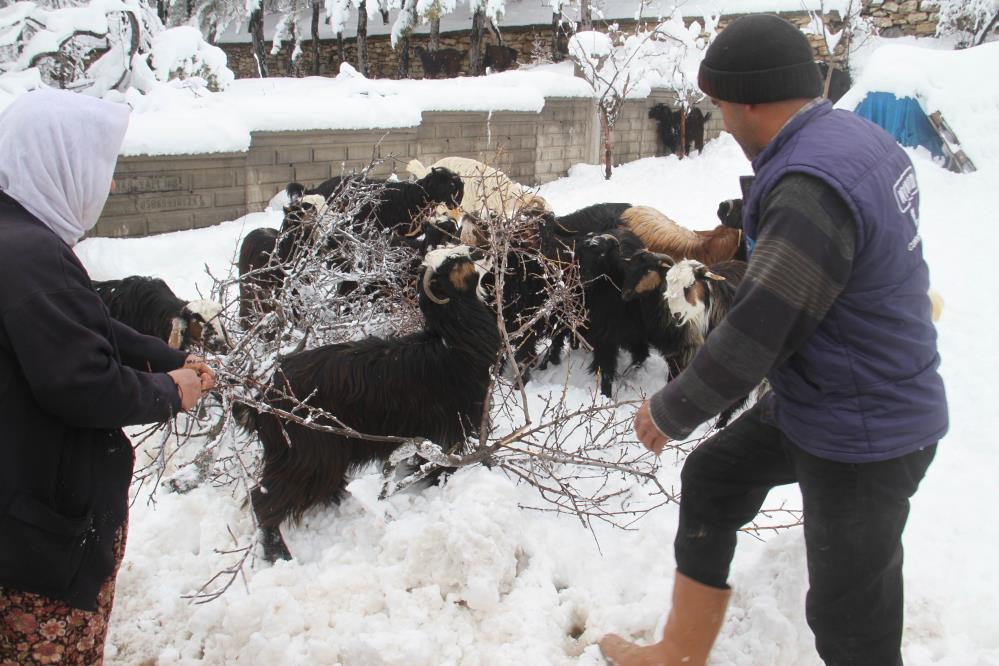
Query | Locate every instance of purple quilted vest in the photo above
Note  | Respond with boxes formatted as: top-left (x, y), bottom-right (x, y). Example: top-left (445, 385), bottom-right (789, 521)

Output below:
top-left (743, 101), bottom-right (947, 462)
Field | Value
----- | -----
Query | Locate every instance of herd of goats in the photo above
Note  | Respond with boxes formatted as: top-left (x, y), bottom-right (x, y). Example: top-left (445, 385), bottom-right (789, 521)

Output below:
top-left (94, 155), bottom-right (750, 562)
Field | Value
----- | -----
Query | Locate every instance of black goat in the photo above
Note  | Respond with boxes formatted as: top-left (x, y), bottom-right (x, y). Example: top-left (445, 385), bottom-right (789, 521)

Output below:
top-left (93, 276), bottom-right (228, 353)
top-left (619, 250), bottom-right (688, 380)
top-left (237, 189), bottom-right (326, 329)
top-left (716, 198), bottom-right (743, 230)
top-left (245, 246), bottom-right (501, 562)
top-left (817, 61), bottom-right (852, 104)
top-left (545, 228), bottom-right (649, 397)
top-left (648, 104), bottom-right (712, 156)
top-left (537, 202), bottom-right (631, 260)
top-left (684, 108), bottom-right (711, 155)
top-left (648, 103), bottom-right (680, 155)
top-left (308, 167), bottom-right (464, 237)
top-left (483, 44), bottom-right (518, 72)
top-left (414, 46), bottom-right (465, 79)
top-left (536, 202), bottom-right (632, 370)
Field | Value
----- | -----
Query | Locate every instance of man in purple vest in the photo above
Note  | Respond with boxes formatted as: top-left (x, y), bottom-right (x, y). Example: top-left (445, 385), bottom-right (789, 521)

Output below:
top-left (599, 14), bottom-right (947, 666)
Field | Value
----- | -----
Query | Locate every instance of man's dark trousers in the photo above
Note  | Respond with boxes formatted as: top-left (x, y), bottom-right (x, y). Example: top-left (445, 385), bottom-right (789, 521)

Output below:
top-left (674, 399), bottom-right (936, 666)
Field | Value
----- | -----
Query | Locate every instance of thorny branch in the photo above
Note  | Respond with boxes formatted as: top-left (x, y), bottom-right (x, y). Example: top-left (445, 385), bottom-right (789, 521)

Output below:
top-left (130, 156), bottom-right (788, 602)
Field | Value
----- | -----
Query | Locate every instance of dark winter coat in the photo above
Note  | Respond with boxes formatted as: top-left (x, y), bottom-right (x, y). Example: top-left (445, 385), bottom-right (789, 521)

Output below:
top-left (742, 101), bottom-right (948, 462)
top-left (0, 193), bottom-right (186, 610)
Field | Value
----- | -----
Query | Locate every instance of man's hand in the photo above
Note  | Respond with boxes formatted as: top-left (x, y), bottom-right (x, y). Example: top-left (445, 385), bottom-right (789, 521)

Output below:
top-left (634, 399), bottom-right (670, 455)
top-left (184, 354), bottom-right (216, 392)
top-left (168, 368), bottom-right (202, 411)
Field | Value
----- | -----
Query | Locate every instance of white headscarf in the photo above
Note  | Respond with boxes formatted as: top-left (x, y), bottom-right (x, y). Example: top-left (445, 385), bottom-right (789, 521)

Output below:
top-left (0, 89), bottom-right (129, 246)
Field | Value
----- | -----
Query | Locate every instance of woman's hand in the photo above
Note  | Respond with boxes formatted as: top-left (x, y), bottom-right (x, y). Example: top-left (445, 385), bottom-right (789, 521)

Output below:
top-left (184, 354), bottom-right (216, 392)
top-left (168, 368), bottom-right (202, 411)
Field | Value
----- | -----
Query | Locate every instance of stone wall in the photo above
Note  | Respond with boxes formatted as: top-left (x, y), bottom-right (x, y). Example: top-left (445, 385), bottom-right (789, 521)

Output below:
top-left (865, 1), bottom-right (940, 38)
top-left (224, 26), bottom-right (559, 81)
top-left (220, 3), bottom-right (940, 80)
top-left (97, 90), bottom-right (722, 238)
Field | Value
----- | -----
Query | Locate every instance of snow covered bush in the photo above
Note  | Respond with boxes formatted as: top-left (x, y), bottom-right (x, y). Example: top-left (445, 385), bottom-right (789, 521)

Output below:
top-left (142, 25), bottom-right (233, 92)
top-left (930, 0), bottom-right (999, 47)
top-left (0, 0), bottom-right (233, 101)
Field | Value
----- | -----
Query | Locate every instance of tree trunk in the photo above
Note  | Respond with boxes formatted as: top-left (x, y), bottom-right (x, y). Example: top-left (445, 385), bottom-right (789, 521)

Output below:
top-left (580, 0), bottom-right (592, 31)
top-left (600, 107), bottom-right (612, 180)
top-left (156, 0), bottom-right (167, 24)
top-left (470, 8), bottom-right (485, 75)
top-left (430, 17), bottom-right (440, 50)
top-left (249, 8), bottom-right (269, 78)
top-left (286, 20), bottom-right (300, 77)
top-left (337, 31), bottom-right (345, 66)
top-left (976, 10), bottom-right (999, 46)
top-left (397, 0), bottom-right (416, 79)
top-left (311, 3), bottom-right (321, 75)
top-left (551, 12), bottom-right (561, 62)
top-left (397, 35), bottom-right (410, 78)
top-left (205, 17), bottom-right (219, 45)
top-left (679, 108), bottom-right (687, 158)
top-left (357, 1), bottom-right (369, 76)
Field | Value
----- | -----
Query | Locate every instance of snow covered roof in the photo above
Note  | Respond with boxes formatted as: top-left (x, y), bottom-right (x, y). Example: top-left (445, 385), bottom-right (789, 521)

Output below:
top-left (119, 62), bottom-right (593, 156)
top-left (837, 40), bottom-right (999, 169)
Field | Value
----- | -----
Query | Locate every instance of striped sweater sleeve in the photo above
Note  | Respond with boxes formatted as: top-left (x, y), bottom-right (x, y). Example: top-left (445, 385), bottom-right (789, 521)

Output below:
top-left (648, 173), bottom-right (857, 439)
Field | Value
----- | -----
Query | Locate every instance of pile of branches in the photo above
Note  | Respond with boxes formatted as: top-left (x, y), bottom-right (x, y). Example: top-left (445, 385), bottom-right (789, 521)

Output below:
top-left (127, 166), bottom-right (798, 603)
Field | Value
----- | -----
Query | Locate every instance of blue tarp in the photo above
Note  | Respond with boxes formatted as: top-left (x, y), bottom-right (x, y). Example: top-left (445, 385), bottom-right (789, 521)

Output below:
top-left (853, 92), bottom-right (945, 158)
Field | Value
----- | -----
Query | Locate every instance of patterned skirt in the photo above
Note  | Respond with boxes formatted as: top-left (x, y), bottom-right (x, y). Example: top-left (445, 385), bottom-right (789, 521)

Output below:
top-left (0, 521), bottom-right (127, 666)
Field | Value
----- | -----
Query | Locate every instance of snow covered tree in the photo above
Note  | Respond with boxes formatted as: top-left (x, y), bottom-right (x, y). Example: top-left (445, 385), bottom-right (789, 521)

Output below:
top-left (467, 0), bottom-right (505, 75)
top-left (548, 0), bottom-right (572, 62)
top-left (391, 0), bottom-right (416, 76)
top-left (804, 0), bottom-right (872, 97)
top-left (0, 0), bottom-right (233, 96)
top-left (569, 14), bottom-right (715, 177)
top-left (271, 1), bottom-right (299, 74)
top-left (647, 12), bottom-right (718, 157)
top-left (931, 0), bottom-right (999, 47)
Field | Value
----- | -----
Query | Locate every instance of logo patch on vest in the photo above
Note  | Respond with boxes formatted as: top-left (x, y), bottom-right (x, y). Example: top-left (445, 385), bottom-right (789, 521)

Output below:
top-left (893, 166), bottom-right (922, 251)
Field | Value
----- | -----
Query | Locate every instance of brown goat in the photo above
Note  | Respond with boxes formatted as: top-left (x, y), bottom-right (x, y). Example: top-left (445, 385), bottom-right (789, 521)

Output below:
top-left (619, 205), bottom-right (743, 266)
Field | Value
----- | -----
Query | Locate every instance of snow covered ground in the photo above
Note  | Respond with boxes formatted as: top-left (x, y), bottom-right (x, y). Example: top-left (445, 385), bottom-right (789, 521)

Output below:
top-left (69, 38), bottom-right (999, 666)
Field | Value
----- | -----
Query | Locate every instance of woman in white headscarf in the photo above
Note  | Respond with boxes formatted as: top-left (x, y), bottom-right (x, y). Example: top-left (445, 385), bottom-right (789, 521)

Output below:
top-left (0, 89), bottom-right (213, 665)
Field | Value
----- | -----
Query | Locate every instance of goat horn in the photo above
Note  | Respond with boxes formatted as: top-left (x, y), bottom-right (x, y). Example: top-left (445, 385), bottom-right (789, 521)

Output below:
top-left (649, 252), bottom-right (675, 266)
top-left (703, 270), bottom-right (726, 281)
top-left (422, 268), bottom-right (451, 304)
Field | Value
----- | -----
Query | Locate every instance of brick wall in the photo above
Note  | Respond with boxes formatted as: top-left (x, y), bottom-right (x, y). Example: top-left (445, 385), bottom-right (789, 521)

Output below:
top-left (97, 88), bottom-right (727, 238)
top-left (97, 153), bottom-right (247, 237)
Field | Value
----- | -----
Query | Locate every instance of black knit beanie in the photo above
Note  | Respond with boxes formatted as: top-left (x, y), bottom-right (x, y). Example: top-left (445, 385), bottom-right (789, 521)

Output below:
top-left (698, 14), bottom-right (822, 104)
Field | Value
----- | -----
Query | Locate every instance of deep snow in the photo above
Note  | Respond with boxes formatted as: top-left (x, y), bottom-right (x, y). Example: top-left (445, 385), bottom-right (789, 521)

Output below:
top-left (65, 36), bottom-right (999, 666)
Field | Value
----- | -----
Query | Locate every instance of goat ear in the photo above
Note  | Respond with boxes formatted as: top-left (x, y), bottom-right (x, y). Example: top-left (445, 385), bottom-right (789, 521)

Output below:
top-left (168, 317), bottom-right (186, 349)
top-left (702, 270), bottom-right (726, 281)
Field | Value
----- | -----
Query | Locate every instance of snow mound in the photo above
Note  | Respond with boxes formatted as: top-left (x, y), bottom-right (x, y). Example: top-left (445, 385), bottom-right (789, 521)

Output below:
top-left (838, 40), bottom-right (999, 169)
